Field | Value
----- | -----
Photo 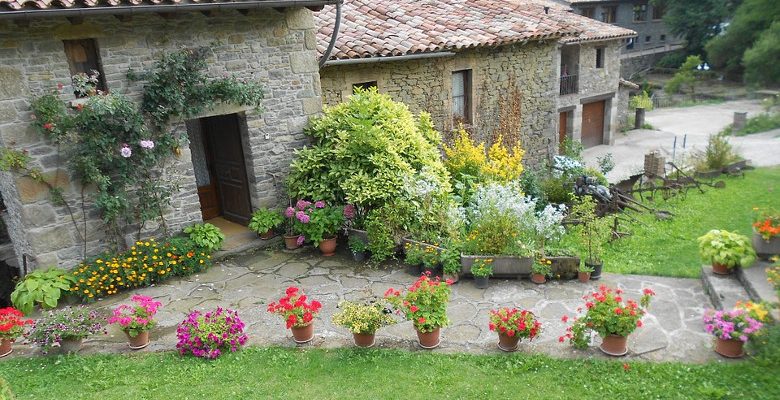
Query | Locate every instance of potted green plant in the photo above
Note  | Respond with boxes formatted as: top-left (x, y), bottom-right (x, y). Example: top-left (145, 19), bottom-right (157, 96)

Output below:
top-left (108, 295), bottom-right (162, 350)
top-left (26, 306), bottom-right (105, 354)
top-left (703, 307), bottom-right (763, 358)
top-left (267, 286), bottom-right (322, 344)
top-left (752, 208), bottom-right (780, 260)
top-left (0, 307), bottom-right (32, 358)
top-left (332, 299), bottom-right (397, 348)
top-left (403, 241), bottom-right (425, 276)
top-left (531, 258), bottom-right (552, 284)
top-left (697, 229), bottom-right (756, 275)
top-left (184, 223), bottom-right (225, 253)
top-left (471, 258), bottom-right (493, 289)
top-left (293, 200), bottom-right (345, 256)
top-left (571, 196), bottom-right (612, 280)
top-left (488, 308), bottom-right (542, 352)
top-left (248, 208), bottom-right (284, 239)
top-left (348, 235), bottom-right (368, 262)
top-left (578, 263), bottom-right (594, 283)
top-left (384, 273), bottom-right (452, 349)
top-left (421, 244), bottom-right (441, 278)
top-left (440, 242), bottom-right (462, 283)
top-left (560, 286), bottom-right (655, 356)
top-left (10, 267), bottom-right (76, 314)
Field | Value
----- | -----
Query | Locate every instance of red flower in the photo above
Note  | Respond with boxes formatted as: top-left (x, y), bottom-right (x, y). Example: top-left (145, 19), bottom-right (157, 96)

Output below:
top-left (286, 314), bottom-right (297, 329)
top-left (506, 329), bottom-right (515, 337)
top-left (561, 315), bottom-right (569, 323)
top-left (302, 312), bottom-right (313, 323)
top-left (623, 363), bottom-right (630, 371)
top-left (43, 122), bottom-right (54, 130)
top-left (409, 305), bottom-right (419, 313)
top-left (614, 296), bottom-right (622, 303)
top-left (76, 103), bottom-right (84, 111)
top-left (286, 286), bottom-right (299, 295)
top-left (585, 302), bottom-right (594, 309)
top-left (636, 320), bottom-right (643, 327)
top-left (614, 308), bottom-right (623, 315)
top-left (488, 323), bottom-right (495, 331)
top-left (558, 336), bottom-right (565, 343)
top-left (643, 288), bottom-right (655, 296)
top-left (57, 83), bottom-right (64, 90)
top-left (417, 317), bottom-right (426, 325)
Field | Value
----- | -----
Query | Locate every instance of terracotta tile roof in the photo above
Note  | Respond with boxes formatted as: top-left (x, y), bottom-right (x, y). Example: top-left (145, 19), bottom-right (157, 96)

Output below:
top-left (0, 0), bottom-right (335, 12)
top-left (315, 0), bottom-right (635, 61)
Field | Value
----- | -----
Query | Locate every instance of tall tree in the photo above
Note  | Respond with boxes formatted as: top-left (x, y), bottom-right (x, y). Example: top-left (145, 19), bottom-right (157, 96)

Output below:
top-left (743, 21), bottom-right (780, 86)
top-left (652, 0), bottom-right (741, 56)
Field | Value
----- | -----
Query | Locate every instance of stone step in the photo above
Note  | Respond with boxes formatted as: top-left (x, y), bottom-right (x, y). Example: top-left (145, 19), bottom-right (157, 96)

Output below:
top-left (700, 265), bottom-right (751, 310)
top-left (736, 261), bottom-right (780, 320)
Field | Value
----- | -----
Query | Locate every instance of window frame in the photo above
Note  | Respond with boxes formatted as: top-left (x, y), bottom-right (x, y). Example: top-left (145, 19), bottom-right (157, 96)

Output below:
top-left (581, 7), bottom-right (595, 19)
top-left (626, 37), bottom-right (635, 50)
top-left (652, 3), bottom-right (665, 20)
top-left (595, 47), bottom-right (605, 69)
top-left (451, 69), bottom-right (473, 125)
top-left (62, 38), bottom-right (108, 95)
top-left (601, 6), bottom-right (617, 23)
top-left (633, 4), bottom-right (648, 22)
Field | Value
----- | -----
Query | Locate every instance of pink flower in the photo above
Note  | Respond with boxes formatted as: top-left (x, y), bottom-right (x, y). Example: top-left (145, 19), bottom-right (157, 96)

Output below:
top-left (296, 235), bottom-right (305, 246)
top-left (343, 204), bottom-right (356, 219)
top-left (295, 200), bottom-right (311, 210)
top-left (139, 139), bottom-right (155, 149)
top-left (296, 211), bottom-right (310, 223)
top-left (57, 83), bottom-right (64, 90)
top-left (314, 200), bottom-right (325, 208)
top-left (285, 207), bottom-right (295, 218)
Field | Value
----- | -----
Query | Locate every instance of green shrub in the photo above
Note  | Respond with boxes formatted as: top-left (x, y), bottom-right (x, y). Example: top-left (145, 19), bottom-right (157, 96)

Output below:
top-left (694, 134), bottom-right (740, 171)
top-left (665, 55), bottom-right (703, 95)
top-left (184, 223), bottom-right (225, 252)
top-left (656, 52), bottom-right (688, 69)
top-left (11, 268), bottom-right (76, 314)
top-left (629, 91), bottom-right (654, 110)
top-left (697, 229), bottom-right (756, 269)
top-left (0, 376), bottom-right (13, 400)
top-left (541, 177), bottom-right (572, 205)
top-left (728, 112), bottom-right (780, 136)
top-left (247, 208), bottom-right (284, 234)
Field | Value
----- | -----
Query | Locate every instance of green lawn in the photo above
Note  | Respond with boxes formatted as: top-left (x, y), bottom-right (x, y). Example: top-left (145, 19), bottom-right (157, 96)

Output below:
top-left (599, 166), bottom-right (779, 278)
top-left (1, 346), bottom-right (779, 400)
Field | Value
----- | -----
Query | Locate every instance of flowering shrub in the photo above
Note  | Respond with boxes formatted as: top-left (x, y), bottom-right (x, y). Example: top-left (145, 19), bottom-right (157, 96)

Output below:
top-left (267, 287), bottom-right (323, 329)
top-left (0, 307), bottom-right (32, 340)
top-left (286, 200), bottom-right (345, 246)
top-left (332, 300), bottom-right (397, 335)
top-left (703, 308), bottom-right (763, 342)
top-left (385, 273), bottom-right (452, 333)
top-left (559, 285), bottom-right (655, 349)
top-left (443, 128), bottom-right (524, 184)
top-left (108, 295), bottom-right (162, 338)
top-left (552, 155), bottom-right (584, 178)
top-left (488, 308), bottom-right (542, 340)
top-left (753, 208), bottom-right (780, 240)
top-left (470, 258), bottom-right (493, 278)
top-left (70, 237), bottom-right (212, 301)
top-left (532, 258), bottom-right (552, 276)
top-left (176, 308), bottom-right (247, 359)
top-left (26, 306), bottom-right (105, 353)
top-left (734, 300), bottom-right (771, 323)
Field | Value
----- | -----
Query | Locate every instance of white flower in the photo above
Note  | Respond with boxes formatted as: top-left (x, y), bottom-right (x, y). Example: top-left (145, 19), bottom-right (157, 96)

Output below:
top-left (120, 145), bottom-right (132, 158)
top-left (553, 155), bottom-right (583, 178)
top-left (139, 140), bottom-right (155, 150)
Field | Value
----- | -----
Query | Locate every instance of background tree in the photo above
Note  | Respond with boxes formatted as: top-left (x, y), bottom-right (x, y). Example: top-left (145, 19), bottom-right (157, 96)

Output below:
top-left (653, 0), bottom-right (741, 56)
top-left (742, 21), bottom-right (780, 86)
top-left (665, 55), bottom-right (703, 95)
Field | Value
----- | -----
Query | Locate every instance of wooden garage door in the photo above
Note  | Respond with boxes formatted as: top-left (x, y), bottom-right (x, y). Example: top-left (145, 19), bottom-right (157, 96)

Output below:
top-left (581, 100), bottom-right (605, 148)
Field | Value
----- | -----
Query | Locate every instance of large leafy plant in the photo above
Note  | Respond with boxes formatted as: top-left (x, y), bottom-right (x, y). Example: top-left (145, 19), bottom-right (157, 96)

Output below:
top-left (11, 268), bottom-right (76, 314)
top-left (570, 196), bottom-right (612, 264)
top-left (184, 223), bottom-right (225, 253)
top-left (247, 208), bottom-right (284, 234)
top-left (289, 201), bottom-right (345, 246)
top-left (697, 229), bottom-right (756, 269)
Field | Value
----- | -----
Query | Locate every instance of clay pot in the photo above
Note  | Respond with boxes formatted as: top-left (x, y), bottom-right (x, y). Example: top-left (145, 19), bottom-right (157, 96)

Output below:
top-left (443, 272), bottom-right (460, 284)
top-left (531, 273), bottom-right (546, 284)
top-left (578, 271), bottom-right (591, 283)
top-left (126, 331), bottom-right (150, 350)
top-left (712, 263), bottom-right (732, 275)
top-left (416, 327), bottom-right (441, 349)
top-left (318, 237), bottom-right (338, 256)
top-left (497, 332), bottom-right (520, 352)
top-left (291, 323), bottom-right (314, 344)
top-left (284, 235), bottom-right (301, 250)
top-left (0, 338), bottom-right (13, 358)
top-left (259, 229), bottom-right (274, 240)
top-left (714, 337), bottom-right (745, 358)
top-left (599, 334), bottom-right (628, 356)
top-left (353, 332), bottom-right (376, 348)
top-left (59, 337), bottom-right (83, 354)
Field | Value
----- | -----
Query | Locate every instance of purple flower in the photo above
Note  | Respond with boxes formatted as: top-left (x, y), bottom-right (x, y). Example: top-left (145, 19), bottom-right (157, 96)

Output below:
top-left (296, 211), bottom-right (310, 223)
top-left (295, 199), bottom-right (311, 210)
top-left (139, 139), bottom-right (155, 149)
top-left (285, 207), bottom-right (295, 218)
top-left (343, 204), bottom-right (356, 219)
top-left (120, 144), bottom-right (132, 158)
top-left (296, 235), bottom-right (305, 246)
top-left (314, 200), bottom-right (326, 209)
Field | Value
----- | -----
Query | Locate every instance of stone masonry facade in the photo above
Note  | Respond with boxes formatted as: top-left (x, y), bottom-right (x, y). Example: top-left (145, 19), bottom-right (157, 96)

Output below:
top-left (319, 41), bottom-right (559, 167)
top-left (0, 8), bottom-right (323, 271)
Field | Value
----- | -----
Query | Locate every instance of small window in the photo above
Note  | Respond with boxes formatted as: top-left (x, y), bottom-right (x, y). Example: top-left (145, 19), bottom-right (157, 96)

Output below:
top-left (626, 37), bottom-right (635, 50)
top-left (660, 34), bottom-right (667, 42)
top-left (581, 7), bottom-right (594, 18)
top-left (352, 81), bottom-right (377, 92)
top-left (595, 48), bottom-right (604, 69)
top-left (63, 39), bottom-right (107, 96)
top-left (652, 4), bottom-right (665, 20)
top-left (633, 4), bottom-right (648, 22)
top-left (601, 6), bottom-right (617, 23)
top-left (645, 35), bottom-right (652, 43)
top-left (452, 70), bottom-right (472, 124)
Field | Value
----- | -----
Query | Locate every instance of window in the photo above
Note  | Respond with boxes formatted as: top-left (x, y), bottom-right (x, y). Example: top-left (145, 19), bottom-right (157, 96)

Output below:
top-left (352, 81), bottom-right (377, 91)
top-left (581, 7), bottom-right (594, 18)
top-left (633, 4), bottom-right (648, 21)
top-left (595, 47), bottom-right (604, 69)
top-left (63, 39), bottom-right (107, 95)
top-left (645, 35), bottom-right (652, 43)
top-left (660, 34), bottom-right (666, 42)
top-left (451, 70), bottom-right (472, 124)
top-left (626, 37), bottom-right (635, 50)
top-left (601, 6), bottom-right (617, 23)
top-left (652, 3), bottom-right (665, 20)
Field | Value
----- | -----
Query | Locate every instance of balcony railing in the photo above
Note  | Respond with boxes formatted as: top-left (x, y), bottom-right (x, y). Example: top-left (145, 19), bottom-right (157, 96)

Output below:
top-left (560, 74), bottom-right (578, 95)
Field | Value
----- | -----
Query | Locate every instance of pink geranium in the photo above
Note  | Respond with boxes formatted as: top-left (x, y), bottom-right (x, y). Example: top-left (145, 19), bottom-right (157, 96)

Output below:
top-left (108, 295), bottom-right (162, 338)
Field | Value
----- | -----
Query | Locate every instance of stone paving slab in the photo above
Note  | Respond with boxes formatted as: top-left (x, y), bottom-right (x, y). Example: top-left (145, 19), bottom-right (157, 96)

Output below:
top-left (7, 248), bottom-right (726, 363)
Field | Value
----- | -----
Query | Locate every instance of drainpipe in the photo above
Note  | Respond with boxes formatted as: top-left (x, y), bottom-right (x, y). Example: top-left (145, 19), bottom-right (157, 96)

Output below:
top-left (318, 0), bottom-right (342, 69)
top-left (323, 51), bottom-right (457, 67)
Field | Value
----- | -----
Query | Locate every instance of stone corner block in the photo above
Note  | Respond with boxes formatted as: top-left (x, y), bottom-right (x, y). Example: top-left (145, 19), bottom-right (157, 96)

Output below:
top-left (286, 8), bottom-right (315, 30)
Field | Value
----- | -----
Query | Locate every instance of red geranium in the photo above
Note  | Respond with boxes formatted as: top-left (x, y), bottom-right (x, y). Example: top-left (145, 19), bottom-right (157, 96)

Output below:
top-left (488, 308), bottom-right (542, 341)
top-left (384, 272), bottom-right (452, 333)
top-left (267, 286), bottom-right (322, 329)
top-left (0, 307), bottom-right (33, 340)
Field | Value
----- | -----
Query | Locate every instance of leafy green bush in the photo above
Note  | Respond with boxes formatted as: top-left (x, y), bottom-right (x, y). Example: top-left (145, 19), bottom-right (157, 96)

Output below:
top-left (655, 52), bottom-right (688, 69)
top-left (693, 134), bottom-right (740, 171)
top-left (247, 208), bottom-right (284, 234)
top-left (11, 268), bottom-right (76, 314)
top-left (541, 176), bottom-right (571, 205)
top-left (629, 91), bottom-right (654, 110)
top-left (725, 112), bottom-right (780, 136)
top-left (697, 229), bottom-right (756, 269)
top-left (184, 223), bottom-right (225, 252)
top-left (665, 55), bottom-right (703, 95)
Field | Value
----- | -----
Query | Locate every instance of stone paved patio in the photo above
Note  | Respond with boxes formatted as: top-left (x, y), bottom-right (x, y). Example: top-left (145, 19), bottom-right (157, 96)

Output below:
top-left (13, 248), bottom-right (722, 363)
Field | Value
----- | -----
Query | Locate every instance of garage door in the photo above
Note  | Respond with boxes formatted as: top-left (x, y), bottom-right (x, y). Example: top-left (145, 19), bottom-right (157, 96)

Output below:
top-left (581, 100), bottom-right (605, 148)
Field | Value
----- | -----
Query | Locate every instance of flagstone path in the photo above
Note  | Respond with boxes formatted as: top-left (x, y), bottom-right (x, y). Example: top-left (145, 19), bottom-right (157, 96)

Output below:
top-left (11, 247), bottom-right (723, 363)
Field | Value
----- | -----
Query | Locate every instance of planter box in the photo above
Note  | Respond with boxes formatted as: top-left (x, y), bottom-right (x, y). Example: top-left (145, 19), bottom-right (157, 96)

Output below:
top-left (346, 228), bottom-right (368, 243)
top-left (460, 255), bottom-right (532, 278)
top-left (548, 256), bottom-right (581, 280)
top-left (753, 233), bottom-right (780, 260)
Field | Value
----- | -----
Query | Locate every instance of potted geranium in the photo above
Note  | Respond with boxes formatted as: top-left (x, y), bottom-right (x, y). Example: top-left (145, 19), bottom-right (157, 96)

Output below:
top-left (703, 307), bottom-right (763, 358)
top-left (0, 307), bottom-right (32, 358)
top-left (697, 229), bottom-right (756, 275)
top-left (531, 258), bottom-right (552, 284)
top-left (752, 208), bottom-right (780, 259)
top-left (108, 295), bottom-right (162, 350)
top-left (293, 200), bottom-right (345, 256)
top-left (488, 308), bottom-right (542, 352)
top-left (26, 306), bottom-right (105, 354)
top-left (560, 285), bottom-right (655, 356)
top-left (471, 258), bottom-right (493, 289)
top-left (332, 299), bottom-right (397, 348)
top-left (176, 307), bottom-right (248, 359)
top-left (348, 235), bottom-right (368, 262)
top-left (248, 208), bottom-right (284, 239)
top-left (384, 273), bottom-right (453, 349)
top-left (571, 197), bottom-right (612, 280)
top-left (578, 263), bottom-right (594, 283)
top-left (267, 286), bottom-right (322, 344)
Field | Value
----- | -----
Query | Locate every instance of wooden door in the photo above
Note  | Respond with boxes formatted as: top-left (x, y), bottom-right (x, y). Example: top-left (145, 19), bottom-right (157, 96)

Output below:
top-left (201, 114), bottom-right (252, 225)
top-left (581, 100), bottom-right (605, 148)
top-left (558, 111), bottom-right (568, 154)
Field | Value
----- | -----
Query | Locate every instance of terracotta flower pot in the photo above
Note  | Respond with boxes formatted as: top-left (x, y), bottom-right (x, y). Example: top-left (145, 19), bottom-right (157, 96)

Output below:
top-left (497, 332), bottom-right (520, 352)
top-left (318, 237), bottom-right (338, 256)
top-left (578, 271), bottom-right (591, 283)
top-left (59, 337), bottom-right (83, 354)
top-left (0, 338), bottom-right (13, 358)
top-left (712, 262), bottom-right (732, 275)
top-left (291, 323), bottom-right (314, 344)
top-left (126, 331), bottom-right (150, 350)
top-left (531, 273), bottom-right (546, 284)
top-left (284, 235), bottom-right (301, 250)
top-left (599, 334), bottom-right (628, 356)
top-left (416, 327), bottom-right (441, 349)
top-left (259, 229), bottom-right (275, 240)
top-left (714, 337), bottom-right (745, 358)
top-left (443, 272), bottom-right (460, 284)
top-left (353, 332), bottom-right (376, 348)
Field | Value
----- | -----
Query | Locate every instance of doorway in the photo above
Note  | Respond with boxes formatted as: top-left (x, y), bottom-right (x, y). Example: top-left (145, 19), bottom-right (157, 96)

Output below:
top-left (197, 114), bottom-right (252, 225)
top-left (558, 110), bottom-right (572, 154)
top-left (581, 100), bottom-right (606, 148)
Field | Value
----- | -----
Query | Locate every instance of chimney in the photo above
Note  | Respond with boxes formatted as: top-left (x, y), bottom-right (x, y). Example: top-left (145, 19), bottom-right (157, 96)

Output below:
top-left (544, 6), bottom-right (550, 14)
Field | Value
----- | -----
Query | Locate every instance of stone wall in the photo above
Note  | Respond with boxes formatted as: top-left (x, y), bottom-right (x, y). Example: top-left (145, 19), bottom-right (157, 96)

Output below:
top-left (620, 47), bottom-right (683, 78)
top-left (319, 41), bottom-right (559, 167)
top-left (0, 8), bottom-right (323, 271)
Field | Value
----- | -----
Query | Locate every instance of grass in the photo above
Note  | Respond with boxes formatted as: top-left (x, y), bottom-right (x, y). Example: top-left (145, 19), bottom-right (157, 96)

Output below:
top-left (1, 345), bottom-right (779, 400)
top-left (597, 166), bottom-right (779, 278)
top-left (720, 112), bottom-right (780, 136)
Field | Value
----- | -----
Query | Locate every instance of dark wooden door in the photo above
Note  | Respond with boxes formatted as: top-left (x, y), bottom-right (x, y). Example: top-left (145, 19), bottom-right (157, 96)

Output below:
top-left (581, 100), bottom-right (605, 148)
top-left (558, 111), bottom-right (568, 154)
top-left (201, 114), bottom-right (252, 225)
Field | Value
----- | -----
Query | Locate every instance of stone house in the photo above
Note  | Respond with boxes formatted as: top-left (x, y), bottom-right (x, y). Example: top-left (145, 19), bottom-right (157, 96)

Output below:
top-left (315, 0), bottom-right (636, 161)
top-left (0, 0), bottom-right (337, 274)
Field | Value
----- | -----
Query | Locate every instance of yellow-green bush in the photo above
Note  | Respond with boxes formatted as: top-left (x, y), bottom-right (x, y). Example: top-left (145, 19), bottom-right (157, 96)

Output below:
top-left (443, 128), bottom-right (524, 183)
